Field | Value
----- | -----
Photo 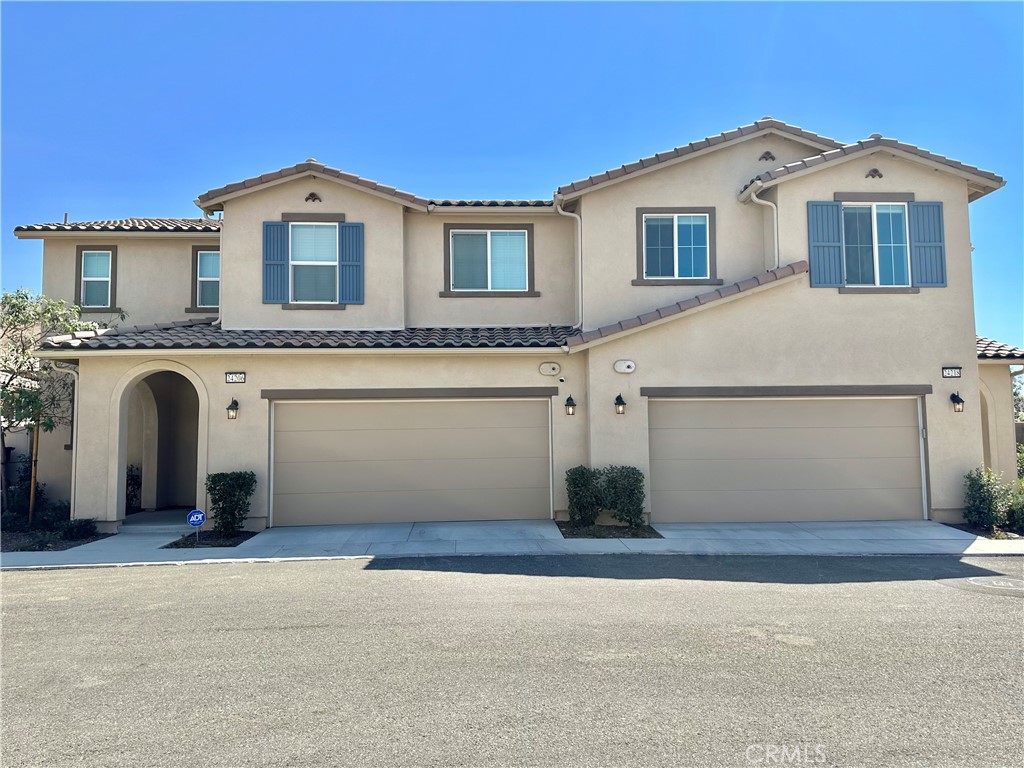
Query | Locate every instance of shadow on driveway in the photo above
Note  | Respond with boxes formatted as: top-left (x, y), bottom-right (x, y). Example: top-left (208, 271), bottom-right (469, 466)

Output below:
top-left (362, 553), bottom-right (1018, 585)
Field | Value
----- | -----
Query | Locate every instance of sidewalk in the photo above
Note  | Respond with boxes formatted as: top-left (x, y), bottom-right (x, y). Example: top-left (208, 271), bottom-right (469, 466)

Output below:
top-left (2, 519), bottom-right (1023, 570)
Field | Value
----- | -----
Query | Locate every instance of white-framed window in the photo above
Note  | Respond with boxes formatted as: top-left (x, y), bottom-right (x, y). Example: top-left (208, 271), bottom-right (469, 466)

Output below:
top-left (450, 229), bottom-right (529, 291)
top-left (80, 250), bottom-right (112, 307)
top-left (643, 213), bottom-right (709, 279)
top-left (842, 203), bottom-right (910, 287)
top-left (289, 223), bottom-right (338, 303)
top-left (196, 250), bottom-right (220, 307)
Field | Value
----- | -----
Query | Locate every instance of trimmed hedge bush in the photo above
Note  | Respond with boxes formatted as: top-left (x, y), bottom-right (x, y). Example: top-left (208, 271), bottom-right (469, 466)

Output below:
top-left (57, 518), bottom-right (98, 540)
top-left (1007, 479), bottom-right (1024, 535)
top-left (963, 467), bottom-right (1010, 531)
top-left (206, 471), bottom-right (258, 536)
top-left (565, 464), bottom-right (647, 529)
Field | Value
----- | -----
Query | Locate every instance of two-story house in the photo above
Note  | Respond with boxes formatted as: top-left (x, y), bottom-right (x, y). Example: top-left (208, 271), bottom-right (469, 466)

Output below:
top-left (15, 118), bottom-right (1023, 532)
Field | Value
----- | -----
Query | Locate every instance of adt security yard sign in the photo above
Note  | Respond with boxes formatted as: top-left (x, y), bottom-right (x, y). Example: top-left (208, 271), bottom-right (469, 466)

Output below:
top-left (188, 509), bottom-right (206, 543)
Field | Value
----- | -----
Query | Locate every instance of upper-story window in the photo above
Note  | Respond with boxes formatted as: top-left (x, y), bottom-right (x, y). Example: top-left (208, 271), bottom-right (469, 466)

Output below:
top-left (196, 250), bottom-right (221, 307)
top-left (633, 208), bottom-right (720, 286)
top-left (75, 245), bottom-right (117, 311)
top-left (451, 229), bottom-right (528, 291)
top-left (290, 223), bottom-right (338, 303)
top-left (842, 203), bottom-right (909, 286)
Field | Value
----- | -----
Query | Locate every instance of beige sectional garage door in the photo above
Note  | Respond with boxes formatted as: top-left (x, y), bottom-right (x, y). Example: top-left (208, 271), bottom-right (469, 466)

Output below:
top-left (649, 398), bottom-right (923, 522)
top-left (272, 400), bottom-right (551, 526)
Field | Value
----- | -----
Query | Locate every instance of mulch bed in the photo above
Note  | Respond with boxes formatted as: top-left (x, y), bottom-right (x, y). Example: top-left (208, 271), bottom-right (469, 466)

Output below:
top-left (1, 531), bottom-right (113, 552)
top-left (943, 523), bottom-right (1023, 540)
top-left (557, 521), bottom-right (663, 539)
top-left (163, 531), bottom-right (259, 549)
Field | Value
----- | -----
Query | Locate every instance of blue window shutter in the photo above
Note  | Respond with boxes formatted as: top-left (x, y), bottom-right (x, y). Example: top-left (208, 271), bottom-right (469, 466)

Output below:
top-left (338, 222), bottom-right (364, 304)
top-left (262, 221), bottom-right (289, 303)
top-left (807, 201), bottom-right (844, 287)
top-left (909, 202), bottom-right (946, 287)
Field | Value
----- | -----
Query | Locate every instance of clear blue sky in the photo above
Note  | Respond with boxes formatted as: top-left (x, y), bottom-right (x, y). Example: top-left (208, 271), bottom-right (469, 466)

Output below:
top-left (2, 2), bottom-right (1021, 345)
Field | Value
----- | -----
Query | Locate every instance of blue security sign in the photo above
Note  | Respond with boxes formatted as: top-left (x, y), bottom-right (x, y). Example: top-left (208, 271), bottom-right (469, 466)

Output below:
top-left (187, 509), bottom-right (206, 527)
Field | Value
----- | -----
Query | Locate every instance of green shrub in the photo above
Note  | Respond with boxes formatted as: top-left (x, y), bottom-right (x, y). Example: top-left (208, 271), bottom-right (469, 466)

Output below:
top-left (1017, 443), bottom-right (1024, 480)
top-left (57, 518), bottom-right (98, 540)
top-left (566, 465), bottom-right (602, 526)
top-left (5, 462), bottom-right (46, 519)
top-left (0, 511), bottom-right (29, 532)
top-left (125, 464), bottom-right (142, 514)
top-left (1006, 479), bottom-right (1024, 535)
top-left (603, 465), bottom-right (646, 528)
top-left (963, 467), bottom-right (1011, 531)
top-left (32, 500), bottom-right (71, 531)
top-left (206, 471), bottom-right (258, 536)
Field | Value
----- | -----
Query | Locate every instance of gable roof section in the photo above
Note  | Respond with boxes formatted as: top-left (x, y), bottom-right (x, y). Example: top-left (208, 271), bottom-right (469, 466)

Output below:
top-left (14, 218), bottom-right (221, 236)
top-left (977, 336), bottom-right (1024, 361)
top-left (39, 318), bottom-right (575, 352)
top-left (555, 118), bottom-right (844, 199)
top-left (564, 261), bottom-right (809, 351)
top-left (741, 135), bottom-right (1005, 201)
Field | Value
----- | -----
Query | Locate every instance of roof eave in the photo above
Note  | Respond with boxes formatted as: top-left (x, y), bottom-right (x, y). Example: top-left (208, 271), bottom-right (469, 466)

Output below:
top-left (13, 229), bottom-right (220, 240)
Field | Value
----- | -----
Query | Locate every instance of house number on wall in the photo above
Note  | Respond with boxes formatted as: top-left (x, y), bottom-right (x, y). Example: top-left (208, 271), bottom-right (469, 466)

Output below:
top-left (941, 367), bottom-right (962, 379)
top-left (225, 372), bottom-right (246, 384)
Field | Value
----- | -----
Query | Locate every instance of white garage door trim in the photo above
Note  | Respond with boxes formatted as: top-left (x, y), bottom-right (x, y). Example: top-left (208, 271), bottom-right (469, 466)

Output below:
top-left (267, 396), bottom-right (554, 526)
top-left (646, 395), bottom-right (929, 522)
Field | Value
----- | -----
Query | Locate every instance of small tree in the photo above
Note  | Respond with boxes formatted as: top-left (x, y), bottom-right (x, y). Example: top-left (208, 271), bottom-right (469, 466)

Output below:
top-left (206, 471), bottom-right (258, 536)
top-left (1, 290), bottom-right (96, 517)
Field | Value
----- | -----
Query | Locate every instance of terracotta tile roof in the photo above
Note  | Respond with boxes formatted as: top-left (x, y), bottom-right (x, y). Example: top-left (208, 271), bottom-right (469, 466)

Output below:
top-left (430, 200), bottom-right (553, 208)
top-left (196, 159), bottom-right (431, 210)
top-left (564, 261), bottom-right (809, 350)
top-left (41, 319), bottom-right (576, 351)
top-left (742, 135), bottom-right (1005, 198)
top-left (977, 336), bottom-right (1024, 360)
top-left (14, 218), bottom-right (221, 234)
top-left (555, 118), bottom-right (844, 197)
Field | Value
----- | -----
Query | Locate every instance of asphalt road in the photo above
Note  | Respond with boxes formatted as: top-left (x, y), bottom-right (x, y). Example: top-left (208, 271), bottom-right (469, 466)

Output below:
top-left (2, 555), bottom-right (1022, 768)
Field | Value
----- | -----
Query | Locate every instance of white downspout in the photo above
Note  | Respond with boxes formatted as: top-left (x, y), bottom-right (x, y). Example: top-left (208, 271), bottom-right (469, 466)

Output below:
top-left (747, 181), bottom-right (779, 270)
top-left (51, 362), bottom-right (80, 519)
top-left (555, 196), bottom-right (584, 329)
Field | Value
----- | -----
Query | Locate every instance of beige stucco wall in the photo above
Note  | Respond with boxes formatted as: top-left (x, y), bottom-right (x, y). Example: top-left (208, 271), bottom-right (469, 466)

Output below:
top-left (41, 236), bottom-right (217, 327)
top-left (979, 362), bottom-right (1019, 481)
top-left (403, 212), bottom-right (576, 327)
top-left (577, 134), bottom-right (828, 329)
top-left (219, 177), bottom-right (407, 330)
top-left (68, 351), bottom-right (588, 530)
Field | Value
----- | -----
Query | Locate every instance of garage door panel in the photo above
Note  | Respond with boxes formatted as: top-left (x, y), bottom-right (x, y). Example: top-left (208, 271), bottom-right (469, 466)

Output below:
top-left (650, 457), bottom-right (922, 492)
top-left (650, 398), bottom-right (919, 430)
top-left (649, 426), bottom-right (921, 460)
top-left (649, 398), bottom-right (922, 522)
top-left (274, 457), bottom-right (549, 495)
top-left (273, 487), bottom-right (551, 526)
top-left (652, 488), bottom-right (923, 522)
top-left (275, 400), bottom-right (547, 432)
top-left (274, 426), bottom-right (549, 463)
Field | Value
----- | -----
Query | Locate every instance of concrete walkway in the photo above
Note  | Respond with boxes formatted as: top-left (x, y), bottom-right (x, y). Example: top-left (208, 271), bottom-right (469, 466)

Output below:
top-left (2, 519), bottom-right (1022, 570)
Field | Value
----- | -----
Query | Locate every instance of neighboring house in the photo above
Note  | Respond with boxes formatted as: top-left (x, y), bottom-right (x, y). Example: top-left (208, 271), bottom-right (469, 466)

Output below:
top-left (13, 118), bottom-right (1023, 532)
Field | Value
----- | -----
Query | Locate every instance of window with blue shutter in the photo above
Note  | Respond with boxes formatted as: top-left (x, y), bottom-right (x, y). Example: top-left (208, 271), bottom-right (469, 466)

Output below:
top-left (263, 220), bottom-right (365, 305)
top-left (262, 222), bottom-right (289, 303)
top-left (909, 202), bottom-right (946, 287)
top-left (807, 201), bottom-right (844, 287)
top-left (338, 222), bottom-right (365, 304)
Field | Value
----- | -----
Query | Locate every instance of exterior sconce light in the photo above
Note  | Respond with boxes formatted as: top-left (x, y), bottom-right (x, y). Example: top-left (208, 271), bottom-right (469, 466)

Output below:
top-left (564, 395), bottom-right (577, 416)
top-left (227, 399), bottom-right (240, 420)
top-left (950, 392), bottom-right (965, 413)
top-left (614, 394), bottom-right (627, 415)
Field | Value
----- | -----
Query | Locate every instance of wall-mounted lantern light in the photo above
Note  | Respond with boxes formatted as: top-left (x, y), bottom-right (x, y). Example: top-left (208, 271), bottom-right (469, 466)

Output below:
top-left (227, 399), bottom-right (240, 420)
top-left (950, 392), bottom-right (965, 413)
top-left (564, 395), bottom-right (577, 416)
top-left (614, 394), bottom-right (627, 415)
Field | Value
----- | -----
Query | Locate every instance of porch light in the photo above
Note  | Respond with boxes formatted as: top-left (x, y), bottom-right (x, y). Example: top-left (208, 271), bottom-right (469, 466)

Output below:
top-left (227, 399), bottom-right (239, 420)
top-left (950, 392), bottom-right (965, 413)
top-left (614, 394), bottom-right (627, 415)
top-left (564, 395), bottom-right (577, 416)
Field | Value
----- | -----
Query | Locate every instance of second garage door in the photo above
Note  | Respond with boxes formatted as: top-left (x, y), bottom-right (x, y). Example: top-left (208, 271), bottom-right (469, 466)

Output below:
top-left (649, 398), bottom-right (924, 522)
top-left (272, 399), bottom-right (551, 526)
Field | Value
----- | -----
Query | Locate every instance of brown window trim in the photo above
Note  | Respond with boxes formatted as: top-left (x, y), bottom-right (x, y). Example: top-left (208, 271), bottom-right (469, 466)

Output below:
top-left (833, 192), bottom-right (915, 202)
top-left (281, 212), bottom-right (346, 222)
top-left (636, 207), bottom-right (717, 284)
top-left (441, 223), bottom-right (538, 298)
top-left (74, 244), bottom-right (118, 311)
top-left (838, 286), bottom-right (920, 295)
top-left (280, 303), bottom-right (347, 310)
top-left (186, 245), bottom-right (221, 312)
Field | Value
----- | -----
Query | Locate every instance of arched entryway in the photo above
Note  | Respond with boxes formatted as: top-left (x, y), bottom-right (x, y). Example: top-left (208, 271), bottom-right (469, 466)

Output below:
top-left (108, 361), bottom-right (209, 525)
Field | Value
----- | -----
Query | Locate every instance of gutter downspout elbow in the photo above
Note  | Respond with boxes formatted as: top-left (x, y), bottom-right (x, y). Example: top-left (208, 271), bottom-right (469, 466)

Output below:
top-left (51, 362), bottom-right (80, 518)
top-left (745, 181), bottom-right (779, 271)
top-left (555, 196), bottom-right (584, 330)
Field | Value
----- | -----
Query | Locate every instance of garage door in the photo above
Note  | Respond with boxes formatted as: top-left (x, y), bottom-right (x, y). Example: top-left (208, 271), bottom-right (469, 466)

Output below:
top-left (272, 400), bottom-right (551, 526)
top-left (649, 398), bottom-right (924, 522)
